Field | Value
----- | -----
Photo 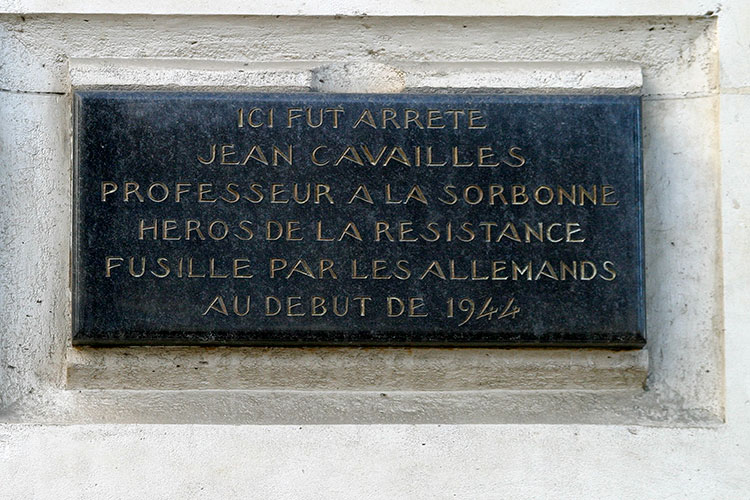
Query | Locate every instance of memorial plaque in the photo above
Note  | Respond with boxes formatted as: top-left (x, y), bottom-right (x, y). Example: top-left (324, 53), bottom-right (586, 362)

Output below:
top-left (73, 91), bottom-right (644, 347)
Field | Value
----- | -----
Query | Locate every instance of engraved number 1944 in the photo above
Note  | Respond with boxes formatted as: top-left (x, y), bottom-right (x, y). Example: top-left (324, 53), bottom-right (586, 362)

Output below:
top-left (446, 297), bottom-right (520, 326)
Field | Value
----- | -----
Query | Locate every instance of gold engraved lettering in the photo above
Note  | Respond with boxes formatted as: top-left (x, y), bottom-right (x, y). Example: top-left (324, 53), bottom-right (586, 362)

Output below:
top-left (468, 110), bottom-right (487, 129)
top-left (463, 185), bottom-right (483, 205)
top-left (533, 186), bottom-right (554, 205)
top-left (306, 108), bottom-right (324, 128)
top-left (351, 259), bottom-right (369, 279)
top-left (287, 297), bottom-right (304, 316)
top-left (452, 146), bottom-right (474, 167)
top-left (162, 219), bottom-right (180, 241)
top-left (446, 109), bottom-right (465, 129)
top-left (601, 185), bottom-right (619, 206)
top-left (287, 108), bottom-right (303, 127)
top-left (209, 258), bottom-right (229, 278)
top-left (353, 296), bottom-right (372, 316)
top-left (511, 185), bottom-right (529, 205)
top-left (497, 222), bottom-right (521, 242)
top-left (316, 184), bottom-right (334, 204)
top-left (286, 221), bottom-right (303, 241)
top-left (489, 185), bottom-right (507, 205)
top-left (579, 185), bottom-right (597, 205)
top-left (188, 258), bottom-right (206, 278)
top-left (524, 223), bottom-right (543, 243)
top-left (269, 258), bottom-right (287, 278)
top-left (353, 109), bottom-right (377, 129)
top-left (270, 184), bottom-right (288, 203)
top-left (221, 183), bottom-right (241, 203)
top-left (581, 261), bottom-right (597, 280)
top-left (472, 261), bottom-right (489, 280)
top-left (381, 108), bottom-right (401, 129)
top-left (175, 183), bottom-right (191, 202)
top-left (241, 145), bottom-right (268, 166)
top-left (512, 261), bottom-right (532, 281)
top-left (449, 260), bottom-right (468, 280)
top-left (422, 223), bottom-right (440, 242)
top-left (242, 183), bottom-right (264, 203)
top-left (233, 296), bottom-right (251, 316)
top-left (235, 220), bottom-right (254, 241)
top-left (557, 185), bottom-right (576, 205)
top-left (387, 297), bottom-right (404, 316)
top-left (198, 183), bottom-right (217, 203)
top-left (272, 145), bottom-right (293, 166)
top-left (602, 261), bottom-right (617, 281)
top-left (399, 222), bottom-right (418, 242)
top-left (185, 219), bottom-right (204, 240)
top-left (426, 110), bottom-right (445, 129)
top-left (425, 146), bottom-right (447, 166)
top-left (375, 221), bottom-right (393, 241)
top-left (197, 144), bottom-right (216, 165)
top-left (124, 182), bottom-right (143, 202)
top-left (404, 109), bottom-right (423, 129)
top-left (151, 257), bottom-right (170, 278)
top-left (383, 146), bottom-right (411, 167)
top-left (535, 261), bottom-right (559, 280)
top-left (221, 144), bottom-right (240, 165)
top-left (503, 146), bottom-right (525, 167)
top-left (348, 184), bottom-right (374, 204)
top-left (409, 297), bottom-right (428, 317)
top-left (265, 296), bottom-right (281, 316)
top-left (546, 223), bottom-right (564, 243)
top-left (208, 220), bottom-right (229, 240)
top-left (312, 296), bottom-right (327, 316)
top-left (233, 259), bottom-right (253, 278)
top-left (339, 222), bottom-right (363, 241)
top-left (138, 219), bottom-right (157, 240)
top-left (202, 296), bottom-right (228, 316)
top-left (315, 221), bottom-right (335, 241)
top-left (311, 145), bottom-right (329, 166)
top-left (492, 261), bottom-right (508, 280)
top-left (420, 261), bottom-right (446, 280)
top-left (335, 146), bottom-right (364, 166)
top-left (439, 185), bottom-right (458, 205)
top-left (104, 256), bottom-right (123, 277)
top-left (566, 222), bottom-right (585, 243)
top-left (560, 261), bottom-right (577, 280)
top-left (247, 107), bottom-right (265, 128)
top-left (326, 108), bottom-right (344, 128)
top-left (372, 260), bottom-right (391, 279)
top-left (360, 145), bottom-right (387, 166)
top-left (101, 181), bottom-right (118, 201)
top-left (129, 257), bottom-right (146, 278)
top-left (320, 259), bottom-right (337, 279)
top-left (332, 297), bottom-right (349, 317)
top-left (478, 147), bottom-right (500, 167)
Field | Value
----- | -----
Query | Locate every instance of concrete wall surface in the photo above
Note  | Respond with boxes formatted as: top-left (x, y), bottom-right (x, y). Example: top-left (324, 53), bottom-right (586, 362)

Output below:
top-left (0, 0), bottom-right (748, 498)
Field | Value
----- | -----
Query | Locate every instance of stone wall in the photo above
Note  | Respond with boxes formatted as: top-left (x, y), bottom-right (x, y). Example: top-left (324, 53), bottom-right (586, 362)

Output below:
top-left (0, 1), bottom-right (748, 497)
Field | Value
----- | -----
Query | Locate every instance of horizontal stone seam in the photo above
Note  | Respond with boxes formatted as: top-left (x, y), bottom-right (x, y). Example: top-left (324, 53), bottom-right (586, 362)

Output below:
top-left (643, 91), bottom-right (718, 100)
top-left (0, 87), bottom-right (65, 96)
top-left (719, 87), bottom-right (750, 94)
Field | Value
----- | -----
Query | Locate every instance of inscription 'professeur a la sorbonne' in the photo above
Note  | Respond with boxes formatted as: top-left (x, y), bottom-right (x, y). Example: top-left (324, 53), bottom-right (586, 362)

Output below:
top-left (74, 92), bottom-right (644, 346)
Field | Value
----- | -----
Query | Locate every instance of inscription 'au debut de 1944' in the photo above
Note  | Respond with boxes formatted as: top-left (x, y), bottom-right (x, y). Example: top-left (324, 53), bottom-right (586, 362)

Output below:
top-left (73, 92), bottom-right (645, 347)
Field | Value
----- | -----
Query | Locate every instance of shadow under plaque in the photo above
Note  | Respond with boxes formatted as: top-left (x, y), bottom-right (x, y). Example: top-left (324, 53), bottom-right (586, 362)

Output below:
top-left (73, 91), bottom-right (645, 347)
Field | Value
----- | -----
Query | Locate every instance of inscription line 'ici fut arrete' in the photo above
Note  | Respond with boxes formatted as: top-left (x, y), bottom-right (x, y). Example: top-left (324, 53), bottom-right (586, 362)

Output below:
top-left (74, 92), bottom-right (644, 346)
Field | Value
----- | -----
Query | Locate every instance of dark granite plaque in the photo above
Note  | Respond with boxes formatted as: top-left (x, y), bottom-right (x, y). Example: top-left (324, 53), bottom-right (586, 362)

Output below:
top-left (73, 91), bottom-right (644, 347)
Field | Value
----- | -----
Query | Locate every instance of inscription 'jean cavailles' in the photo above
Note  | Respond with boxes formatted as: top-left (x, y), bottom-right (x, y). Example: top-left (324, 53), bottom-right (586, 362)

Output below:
top-left (73, 91), bottom-right (645, 347)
